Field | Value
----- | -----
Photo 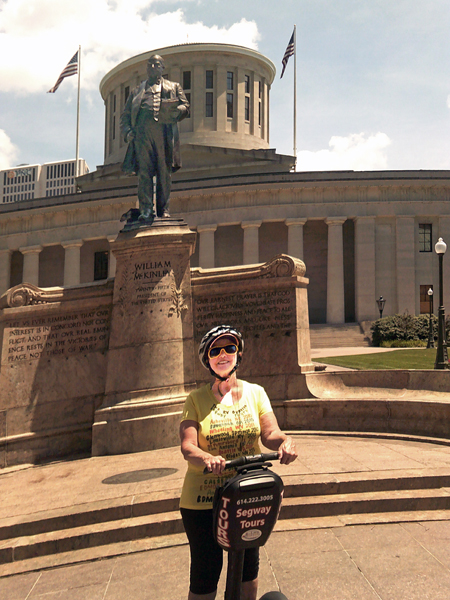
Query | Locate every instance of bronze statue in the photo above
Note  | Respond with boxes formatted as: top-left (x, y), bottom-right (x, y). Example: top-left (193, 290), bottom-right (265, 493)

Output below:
top-left (120, 55), bottom-right (190, 225)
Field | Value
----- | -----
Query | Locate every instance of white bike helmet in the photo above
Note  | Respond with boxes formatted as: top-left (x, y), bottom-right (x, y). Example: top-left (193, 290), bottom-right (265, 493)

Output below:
top-left (198, 325), bottom-right (244, 380)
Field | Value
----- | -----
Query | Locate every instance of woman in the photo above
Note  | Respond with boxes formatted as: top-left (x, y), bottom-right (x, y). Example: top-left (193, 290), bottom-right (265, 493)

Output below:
top-left (180, 325), bottom-right (298, 600)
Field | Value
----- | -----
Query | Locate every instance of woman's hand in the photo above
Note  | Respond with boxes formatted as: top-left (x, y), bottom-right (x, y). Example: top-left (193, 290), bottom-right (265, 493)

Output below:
top-left (260, 412), bottom-right (298, 465)
top-left (278, 436), bottom-right (298, 465)
top-left (203, 454), bottom-right (226, 475)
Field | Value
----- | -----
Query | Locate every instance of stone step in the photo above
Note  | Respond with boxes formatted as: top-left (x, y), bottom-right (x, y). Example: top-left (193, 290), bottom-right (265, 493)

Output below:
top-left (309, 323), bottom-right (371, 348)
top-left (2, 472), bottom-right (450, 572)
top-left (280, 487), bottom-right (450, 520)
top-left (0, 491), bottom-right (181, 542)
top-left (2, 469), bottom-right (450, 544)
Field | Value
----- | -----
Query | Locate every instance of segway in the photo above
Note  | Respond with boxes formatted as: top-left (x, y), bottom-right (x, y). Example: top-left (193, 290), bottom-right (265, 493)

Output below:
top-left (207, 452), bottom-right (289, 600)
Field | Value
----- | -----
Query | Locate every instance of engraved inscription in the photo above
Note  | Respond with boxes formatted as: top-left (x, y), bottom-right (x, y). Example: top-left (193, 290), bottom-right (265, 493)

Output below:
top-left (118, 259), bottom-right (174, 308)
top-left (194, 290), bottom-right (294, 336)
top-left (2, 308), bottom-right (111, 364)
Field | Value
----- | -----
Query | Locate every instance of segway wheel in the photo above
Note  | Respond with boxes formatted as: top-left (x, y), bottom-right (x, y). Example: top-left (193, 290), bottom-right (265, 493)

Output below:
top-left (259, 592), bottom-right (288, 600)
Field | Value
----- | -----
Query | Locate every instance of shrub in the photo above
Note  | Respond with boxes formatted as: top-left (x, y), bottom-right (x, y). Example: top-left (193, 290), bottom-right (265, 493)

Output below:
top-left (371, 313), bottom-right (441, 346)
top-left (379, 339), bottom-right (427, 348)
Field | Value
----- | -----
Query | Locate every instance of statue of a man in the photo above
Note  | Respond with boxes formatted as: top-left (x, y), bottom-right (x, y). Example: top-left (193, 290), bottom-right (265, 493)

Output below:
top-left (120, 55), bottom-right (190, 224)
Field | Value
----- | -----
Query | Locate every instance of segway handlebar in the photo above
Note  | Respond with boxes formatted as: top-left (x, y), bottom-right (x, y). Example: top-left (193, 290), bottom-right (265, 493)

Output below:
top-left (203, 452), bottom-right (279, 474)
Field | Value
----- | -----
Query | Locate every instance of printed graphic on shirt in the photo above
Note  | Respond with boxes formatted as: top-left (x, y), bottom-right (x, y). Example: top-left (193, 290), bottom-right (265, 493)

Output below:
top-left (206, 402), bottom-right (259, 458)
top-left (179, 382), bottom-right (273, 510)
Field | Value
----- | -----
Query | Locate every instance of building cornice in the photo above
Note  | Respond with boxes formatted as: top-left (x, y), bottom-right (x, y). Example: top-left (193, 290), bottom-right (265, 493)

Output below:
top-left (99, 43), bottom-right (277, 99)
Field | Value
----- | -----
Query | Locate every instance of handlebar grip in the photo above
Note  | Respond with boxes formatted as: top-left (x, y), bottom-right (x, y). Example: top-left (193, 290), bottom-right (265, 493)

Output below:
top-left (203, 452), bottom-right (279, 474)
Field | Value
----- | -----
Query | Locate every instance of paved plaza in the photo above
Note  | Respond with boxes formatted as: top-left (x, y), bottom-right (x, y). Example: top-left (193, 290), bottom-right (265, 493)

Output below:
top-left (2, 431), bottom-right (450, 599)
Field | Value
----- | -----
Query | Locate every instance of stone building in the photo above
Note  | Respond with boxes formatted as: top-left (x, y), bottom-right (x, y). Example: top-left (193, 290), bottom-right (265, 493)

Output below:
top-left (0, 43), bottom-right (449, 325)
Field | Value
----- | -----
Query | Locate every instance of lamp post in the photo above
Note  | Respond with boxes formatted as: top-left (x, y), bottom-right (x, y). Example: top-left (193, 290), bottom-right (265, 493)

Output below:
top-left (427, 287), bottom-right (434, 349)
top-left (434, 238), bottom-right (449, 369)
top-left (376, 296), bottom-right (386, 319)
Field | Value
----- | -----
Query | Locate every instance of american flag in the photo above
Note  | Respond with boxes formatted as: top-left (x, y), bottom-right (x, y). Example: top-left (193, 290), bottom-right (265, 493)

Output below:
top-left (281, 31), bottom-right (295, 78)
top-left (47, 51), bottom-right (79, 93)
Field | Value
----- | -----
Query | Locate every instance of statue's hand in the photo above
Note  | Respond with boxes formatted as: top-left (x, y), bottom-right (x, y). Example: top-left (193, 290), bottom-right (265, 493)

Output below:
top-left (177, 105), bottom-right (187, 119)
top-left (126, 130), bottom-right (135, 143)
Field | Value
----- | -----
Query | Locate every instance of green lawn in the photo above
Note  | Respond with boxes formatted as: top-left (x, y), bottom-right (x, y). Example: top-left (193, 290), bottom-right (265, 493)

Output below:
top-left (315, 348), bottom-right (440, 370)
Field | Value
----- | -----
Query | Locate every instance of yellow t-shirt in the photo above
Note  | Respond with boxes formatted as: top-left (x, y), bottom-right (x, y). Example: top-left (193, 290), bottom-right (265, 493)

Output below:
top-left (179, 381), bottom-right (273, 510)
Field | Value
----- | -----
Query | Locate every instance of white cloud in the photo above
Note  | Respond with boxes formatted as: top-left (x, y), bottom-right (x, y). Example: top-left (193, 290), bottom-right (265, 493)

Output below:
top-left (447, 95), bottom-right (450, 109)
top-left (0, 130), bottom-right (19, 170)
top-left (0, 0), bottom-right (259, 94)
top-left (297, 132), bottom-right (392, 171)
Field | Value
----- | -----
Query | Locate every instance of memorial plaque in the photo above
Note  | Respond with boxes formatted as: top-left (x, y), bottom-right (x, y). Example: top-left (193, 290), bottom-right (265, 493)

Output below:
top-left (116, 255), bottom-right (189, 318)
top-left (2, 307), bottom-right (111, 365)
top-left (194, 289), bottom-right (295, 337)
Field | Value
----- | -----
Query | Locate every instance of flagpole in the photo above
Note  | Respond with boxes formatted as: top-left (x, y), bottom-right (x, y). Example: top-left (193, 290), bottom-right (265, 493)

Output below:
top-left (293, 24), bottom-right (297, 170)
top-left (75, 45), bottom-right (81, 178)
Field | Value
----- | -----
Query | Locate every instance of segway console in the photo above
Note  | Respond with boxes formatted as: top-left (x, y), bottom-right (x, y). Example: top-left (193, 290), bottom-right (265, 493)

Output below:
top-left (207, 452), bottom-right (287, 600)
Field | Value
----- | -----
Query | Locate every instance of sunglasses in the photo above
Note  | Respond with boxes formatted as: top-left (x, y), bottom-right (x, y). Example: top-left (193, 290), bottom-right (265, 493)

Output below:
top-left (208, 344), bottom-right (238, 359)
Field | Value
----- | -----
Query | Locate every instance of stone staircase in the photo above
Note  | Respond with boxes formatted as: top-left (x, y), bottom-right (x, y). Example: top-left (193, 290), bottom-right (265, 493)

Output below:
top-left (309, 323), bottom-right (371, 349)
top-left (2, 466), bottom-right (450, 577)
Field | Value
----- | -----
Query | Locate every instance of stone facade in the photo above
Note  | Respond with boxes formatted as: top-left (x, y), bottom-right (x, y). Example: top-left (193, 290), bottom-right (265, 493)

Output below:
top-left (0, 43), bottom-right (449, 326)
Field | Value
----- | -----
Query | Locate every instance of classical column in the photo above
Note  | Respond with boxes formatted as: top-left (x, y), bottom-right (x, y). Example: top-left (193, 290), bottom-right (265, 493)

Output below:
top-left (20, 245), bottom-right (42, 287)
top-left (62, 239), bottom-right (83, 287)
top-left (198, 224), bottom-right (217, 269)
top-left (326, 217), bottom-right (346, 324)
top-left (107, 235), bottom-right (117, 278)
top-left (395, 217), bottom-right (415, 315)
top-left (354, 217), bottom-right (377, 321)
top-left (242, 221), bottom-right (262, 265)
top-left (0, 249), bottom-right (12, 295)
top-left (286, 218), bottom-right (307, 260)
top-left (216, 65), bottom-right (227, 132)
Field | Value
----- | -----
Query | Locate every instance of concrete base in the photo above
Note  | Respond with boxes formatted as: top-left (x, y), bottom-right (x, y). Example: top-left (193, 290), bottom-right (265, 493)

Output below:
top-left (92, 395), bottom-right (187, 456)
top-left (91, 219), bottom-right (197, 457)
top-left (273, 369), bottom-right (450, 440)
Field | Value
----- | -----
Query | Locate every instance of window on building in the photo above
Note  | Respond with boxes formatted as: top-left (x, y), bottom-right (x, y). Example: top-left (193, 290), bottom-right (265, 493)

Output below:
top-left (206, 91), bottom-right (214, 117)
top-left (419, 224), bottom-right (432, 252)
top-left (185, 92), bottom-right (191, 118)
top-left (244, 75), bottom-right (251, 122)
top-left (124, 86), bottom-right (130, 103)
top-left (420, 284), bottom-right (434, 314)
top-left (227, 92), bottom-right (234, 118)
top-left (206, 70), bottom-right (213, 89)
top-left (183, 71), bottom-right (191, 90)
top-left (94, 251), bottom-right (109, 281)
top-left (227, 71), bottom-right (234, 90)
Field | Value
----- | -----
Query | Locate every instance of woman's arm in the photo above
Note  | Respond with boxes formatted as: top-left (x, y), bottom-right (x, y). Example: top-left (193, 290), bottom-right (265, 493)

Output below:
top-left (179, 420), bottom-right (226, 474)
top-left (260, 412), bottom-right (298, 465)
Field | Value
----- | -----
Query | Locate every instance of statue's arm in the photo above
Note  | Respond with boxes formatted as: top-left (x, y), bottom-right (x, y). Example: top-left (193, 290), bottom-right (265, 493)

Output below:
top-left (175, 83), bottom-right (190, 122)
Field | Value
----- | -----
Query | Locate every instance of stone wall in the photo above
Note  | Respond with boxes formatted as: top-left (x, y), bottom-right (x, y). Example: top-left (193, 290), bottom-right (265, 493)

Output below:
top-left (0, 249), bottom-right (314, 467)
top-left (191, 254), bottom-right (314, 400)
top-left (0, 282), bottom-right (113, 467)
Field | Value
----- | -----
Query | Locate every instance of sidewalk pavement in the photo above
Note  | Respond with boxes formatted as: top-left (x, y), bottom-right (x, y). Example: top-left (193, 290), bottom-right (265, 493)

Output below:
top-left (2, 433), bottom-right (450, 599)
top-left (311, 346), bottom-right (398, 359)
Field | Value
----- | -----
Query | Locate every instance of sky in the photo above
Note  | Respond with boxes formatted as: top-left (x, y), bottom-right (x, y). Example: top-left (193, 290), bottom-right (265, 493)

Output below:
top-left (0, 0), bottom-right (449, 173)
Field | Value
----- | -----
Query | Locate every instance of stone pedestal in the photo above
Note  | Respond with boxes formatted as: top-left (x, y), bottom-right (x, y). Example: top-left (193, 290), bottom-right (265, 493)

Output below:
top-left (92, 219), bottom-right (197, 456)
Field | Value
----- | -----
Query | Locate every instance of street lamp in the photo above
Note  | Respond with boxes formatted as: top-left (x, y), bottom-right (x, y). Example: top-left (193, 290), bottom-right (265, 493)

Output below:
top-left (427, 287), bottom-right (434, 349)
top-left (376, 296), bottom-right (386, 319)
top-left (434, 238), bottom-right (449, 369)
